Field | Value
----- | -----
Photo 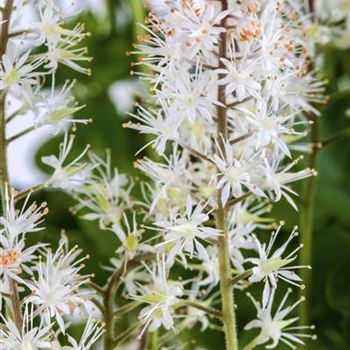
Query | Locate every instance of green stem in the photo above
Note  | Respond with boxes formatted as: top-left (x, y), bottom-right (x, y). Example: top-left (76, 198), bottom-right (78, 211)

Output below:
top-left (243, 337), bottom-right (260, 350)
top-left (181, 300), bottom-right (223, 319)
top-left (6, 125), bottom-right (35, 143)
top-left (231, 269), bottom-right (253, 286)
top-left (113, 322), bottom-right (141, 348)
top-left (113, 300), bottom-right (140, 319)
top-left (216, 2), bottom-right (239, 349)
top-left (299, 116), bottom-right (320, 326)
top-left (103, 253), bottom-right (154, 350)
top-left (146, 330), bottom-right (158, 350)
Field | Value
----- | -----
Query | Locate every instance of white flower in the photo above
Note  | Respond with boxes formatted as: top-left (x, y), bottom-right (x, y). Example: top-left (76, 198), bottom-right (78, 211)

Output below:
top-left (42, 133), bottom-right (91, 190)
top-left (35, 80), bottom-right (90, 133)
top-left (0, 190), bottom-right (47, 283)
top-left (239, 103), bottom-right (294, 156)
top-left (0, 237), bottom-right (44, 284)
top-left (162, 66), bottom-right (219, 122)
top-left (174, 3), bottom-right (230, 57)
top-left (0, 189), bottom-right (48, 243)
top-left (26, 236), bottom-right (92, 332)
top-left (0, 304), bottom-right (52, 350)
top-left (0, 48), bottom-right (43, 102)
top-left (244, 289), bottom-right (316, 350)
top-left (240, 0), bottom-right (261, 15)
top-left (126, 104), bottom-right (182, 155)
top-left (247, 224), bottom-right (310, 307)
top-left (155, 196), bottom-right (221, 267)
top-left (135, 151), bottom-right (192, 212)
top-left (212, 140), bottom-right (265, 205)
top-left (260, 156), bottom-right (316, 210)
top-left (112, 213), bottom-right (144, 258)
top-left (59, 318), bottom-right (104, 350)
top-left (217, 58), bottom-right (261, 101)
top-left (44, 41), bottom-right (91, 75)
top-left (73, 152), bottom-right (133, 230)
top-left (131, 256), bottom-right (183, 334)
top-left (34, 0), bottom-right (88, 47)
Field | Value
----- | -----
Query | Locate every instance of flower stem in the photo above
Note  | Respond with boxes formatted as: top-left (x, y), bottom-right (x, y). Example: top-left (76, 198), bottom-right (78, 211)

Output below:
top-left (0, 0), bottom-right (23, 333)
top-left (0, 0), bottom-right (13, 215)
top-left (299, 116), bottom-right (319, 326)
top-left (103, 253), bottom-right (154, 350)
top-left (216, 2), bottom-right (239, 349)
top-left (146, 330), bottom-right (158, 350)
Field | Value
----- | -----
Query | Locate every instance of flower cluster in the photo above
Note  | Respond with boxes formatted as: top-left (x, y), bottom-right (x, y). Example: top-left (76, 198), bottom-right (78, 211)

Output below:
top-left (308, 0), bottom-right (350, 49)
top-left (0, 0), bottom-right (102, 349)
top-left (0, 0), bottom-right (332, 349)
top-left (0, 191), bottom-right (103, 349)
top-left (120, 0), bottom-right (321, 348)
top-left (1, 0), bottom-right (91, 139)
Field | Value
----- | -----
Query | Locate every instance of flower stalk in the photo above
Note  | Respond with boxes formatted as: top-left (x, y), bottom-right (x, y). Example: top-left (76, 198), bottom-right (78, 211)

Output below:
top-left (216, 2), bottom-right (239, 349)
top-left (299, 116), bottom-right (320, 326)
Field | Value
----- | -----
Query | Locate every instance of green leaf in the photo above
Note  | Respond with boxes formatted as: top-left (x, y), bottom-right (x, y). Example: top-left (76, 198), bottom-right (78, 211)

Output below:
top-left (326, 261), bottom-right (350, 313)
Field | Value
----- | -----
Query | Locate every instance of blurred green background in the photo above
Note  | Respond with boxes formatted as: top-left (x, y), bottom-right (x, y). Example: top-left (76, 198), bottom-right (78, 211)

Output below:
top-left (20, 1), bottom-right (350, 349)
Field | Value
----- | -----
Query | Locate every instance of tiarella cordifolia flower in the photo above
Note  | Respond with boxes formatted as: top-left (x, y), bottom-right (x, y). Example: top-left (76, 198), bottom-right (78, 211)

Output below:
top-left (247, 224), bottom-right (310, 307)
top-left (26, 236), bottom-right (93, 332)
top-left (73, 152), bottom-right (133, 231)
top-left (44, 41), bottom-right (92, 75)
top-left (131, 256), bottom-right (183, 335)
top-left (161, 64), bottom-right (219, 123)
top-left (33, 0), bottom-right (88, 47)
top-left (0, 0), bottom-right (331, 348)
top-left (57, 318), bottom-right (104, 350)
top-left (35, 80), bottom-right (90, 133)
top-left (42, 133), bottom-right (91, 190)
top-left (155, 196), bottom-right (221, 267)
top-left (0, 48), bottom-right (44, 102)
top-left (212, 140), bottom-right (265, 205)
top-left (135, 150), bottom-right (192, 212)
top-left (0, 190), bottom-right (48, 283)
top-left (244, 289), bottom-right (316, 350)
top-left (0, 304), bottom-right (52, 350)
top-left (112, 214), bottom-right (147, 259)
top-left (216, 57), bottom-right (261, 101)
top-left (260, 156), bottom-right (316, 210)
top-left (0, 189), bottom-right (48, 242)
top-left (126, 103), bottom-right (182, 155)
top-left (0, 237), bottom-right (44, 284)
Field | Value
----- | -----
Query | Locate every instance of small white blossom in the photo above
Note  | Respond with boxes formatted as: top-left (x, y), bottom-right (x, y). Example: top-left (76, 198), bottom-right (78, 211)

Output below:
top-left (244, 289), bottom-right (316, 349)
top-left (26, 236), bottom-right (92, 332)
top-left (247, 224), bottom-right (310, 307)
top-left (156, 196), bottom-right (221, 266)
top-left (0, 304), bottom-right (52, 350)
top-left (42, 133), bottom-right (91, 190)
top-left (131, 256), bottom-right (183, 334)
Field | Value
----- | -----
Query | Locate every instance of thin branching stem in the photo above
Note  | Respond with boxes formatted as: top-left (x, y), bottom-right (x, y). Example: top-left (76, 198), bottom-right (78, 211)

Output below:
top-left (181, 300), bottom-right (223, 319)
top-left (231, 269), bottom-right (253, 285)
top-left (103, 253), bottom-right (154, 349)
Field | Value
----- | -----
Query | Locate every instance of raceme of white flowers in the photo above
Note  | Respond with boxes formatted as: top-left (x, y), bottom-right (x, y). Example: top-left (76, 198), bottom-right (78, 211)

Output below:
top-left (1, 0), bottom-right (347, 349)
